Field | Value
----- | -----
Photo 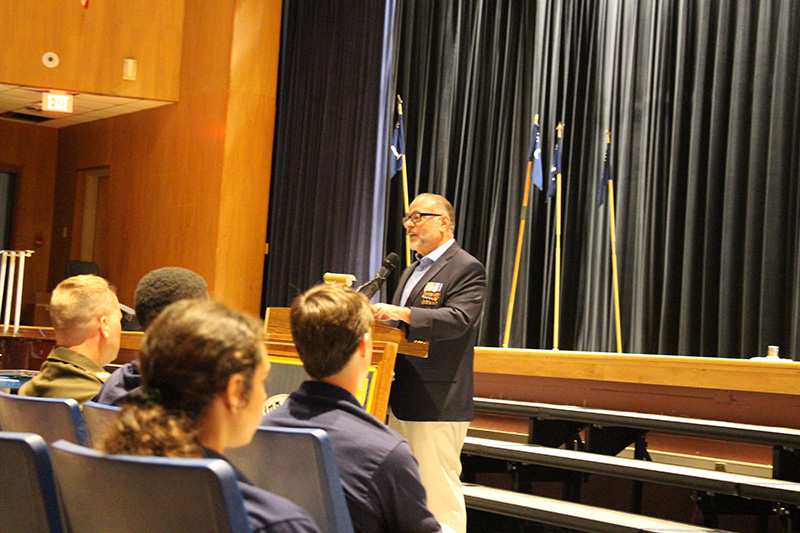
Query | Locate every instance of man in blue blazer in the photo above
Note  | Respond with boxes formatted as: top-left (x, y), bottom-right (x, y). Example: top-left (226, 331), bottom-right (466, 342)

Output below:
top-left (373, 193), bottom-right (486, 533)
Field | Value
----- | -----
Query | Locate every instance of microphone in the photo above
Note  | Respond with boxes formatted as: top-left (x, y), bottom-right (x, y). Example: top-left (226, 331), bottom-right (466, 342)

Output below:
top-left (357, 252), bottom-right (400, 298)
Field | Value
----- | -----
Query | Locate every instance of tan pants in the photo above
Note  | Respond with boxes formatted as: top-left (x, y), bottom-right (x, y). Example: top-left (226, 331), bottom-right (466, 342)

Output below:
top-left (389, 413), bottom-right (470, 533)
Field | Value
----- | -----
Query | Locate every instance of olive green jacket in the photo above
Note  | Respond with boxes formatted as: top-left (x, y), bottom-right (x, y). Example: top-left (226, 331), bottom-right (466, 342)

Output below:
top-left (18, 347), bottom-right (111, 405)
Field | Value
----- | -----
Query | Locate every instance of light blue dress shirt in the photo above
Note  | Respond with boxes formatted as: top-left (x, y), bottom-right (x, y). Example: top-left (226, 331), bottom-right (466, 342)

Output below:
top-left (399, 238), bottom-right (455, 307)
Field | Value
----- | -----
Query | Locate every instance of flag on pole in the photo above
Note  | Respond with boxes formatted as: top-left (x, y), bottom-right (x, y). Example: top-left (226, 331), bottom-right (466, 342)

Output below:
top-left (528, 121), bottom-right (544, 191)
top-left (390, 113), bottom-right (406, 177)
top-left (547, 133), bottom-right (561, 200)
top-left (597, 137), bottom-right (612, 206)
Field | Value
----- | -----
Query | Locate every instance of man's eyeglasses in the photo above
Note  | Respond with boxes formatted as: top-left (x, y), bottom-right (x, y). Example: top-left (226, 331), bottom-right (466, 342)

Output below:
top-left (402, 212), bottom-right (442, 225)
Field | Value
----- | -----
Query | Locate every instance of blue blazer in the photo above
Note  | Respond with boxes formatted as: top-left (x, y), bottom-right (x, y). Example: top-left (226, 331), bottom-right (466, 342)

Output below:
top-left (388, 242), bottom-right (486, 421)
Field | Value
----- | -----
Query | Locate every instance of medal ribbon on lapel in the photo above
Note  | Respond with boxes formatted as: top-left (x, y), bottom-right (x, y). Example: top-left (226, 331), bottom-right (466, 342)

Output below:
top-left (421, 282), bottom-right (443, 305)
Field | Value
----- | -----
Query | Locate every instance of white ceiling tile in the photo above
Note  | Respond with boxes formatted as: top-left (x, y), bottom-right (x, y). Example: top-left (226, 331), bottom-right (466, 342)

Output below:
top-left (123, 99), bottom-right (172, 110)
top-left (0, 84), bottom-right (169, 127)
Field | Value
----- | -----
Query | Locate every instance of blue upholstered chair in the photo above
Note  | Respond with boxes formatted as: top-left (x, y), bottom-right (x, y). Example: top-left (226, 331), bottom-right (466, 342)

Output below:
top-left (82, 401), bottom-right (121, 447)
top-left (227, 426), bottom-right (354, 533)
top-left (0, 432), bottom-right (63, 533)
top-left (50, 440), bottom-right (250, 533)
top-left (0, 391), bottom-right (88, 446)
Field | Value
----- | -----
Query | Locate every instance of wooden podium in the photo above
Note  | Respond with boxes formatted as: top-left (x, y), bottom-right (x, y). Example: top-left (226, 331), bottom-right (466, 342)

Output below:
top-left (263, 308), bottom-right (428, 421)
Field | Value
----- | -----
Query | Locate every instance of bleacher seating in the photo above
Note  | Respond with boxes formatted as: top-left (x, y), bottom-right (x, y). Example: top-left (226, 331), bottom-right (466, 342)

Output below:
top-left (473, 396), bottom-right (800, 484)
top-left (464, 483), bottom-right (732, 533)
top-left (474, 397), bottom-right (800, 450)
top-left (467, 397), bottom-right (800, 530)
top-left (463, 436), bottom-right (800, 504)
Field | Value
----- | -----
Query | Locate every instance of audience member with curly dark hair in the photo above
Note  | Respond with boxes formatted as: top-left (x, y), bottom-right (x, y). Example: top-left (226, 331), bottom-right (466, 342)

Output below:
top-left (96, 266), bottom-right (209, 406)
top-left (133, 267), bottom-right (209, 330)
top-left (99, 299), bottom-right (320, 533)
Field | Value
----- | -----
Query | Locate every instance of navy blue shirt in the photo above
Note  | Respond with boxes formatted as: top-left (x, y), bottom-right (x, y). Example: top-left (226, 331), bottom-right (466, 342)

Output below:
top-left (96, 361), bottom-right (142, 406)
top-left (261, 381), bottom-right (440, 533)
top-left (203, 448), bottom-right (321, 533)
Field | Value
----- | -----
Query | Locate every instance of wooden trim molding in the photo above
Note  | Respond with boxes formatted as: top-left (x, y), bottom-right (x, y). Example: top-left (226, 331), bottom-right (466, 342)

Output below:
top-left (474, 348), bottom-right (800, 397)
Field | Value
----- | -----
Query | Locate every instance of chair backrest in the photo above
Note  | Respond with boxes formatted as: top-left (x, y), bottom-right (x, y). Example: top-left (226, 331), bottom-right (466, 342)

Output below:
top-left (227, 426), bottom-right (354, 533)
top-left (0, 432), bottom-right (63, 533)
top-left (82, 401), bottom-right (121, 447)
top-left (50, 440), bottom-right (250, 533)
top-left (0, 391), bottom-right (88, 446)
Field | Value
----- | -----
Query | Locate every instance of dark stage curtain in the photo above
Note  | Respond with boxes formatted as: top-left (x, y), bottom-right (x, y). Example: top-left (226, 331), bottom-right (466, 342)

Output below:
top-left (263, 0), bottom-right (397, 309)
top-left (387, 0), bottom-right (800, 358)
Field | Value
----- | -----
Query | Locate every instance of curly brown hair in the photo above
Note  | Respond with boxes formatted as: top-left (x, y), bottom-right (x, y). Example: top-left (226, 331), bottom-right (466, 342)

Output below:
top-left (99, 299), bottom-right (264, 457)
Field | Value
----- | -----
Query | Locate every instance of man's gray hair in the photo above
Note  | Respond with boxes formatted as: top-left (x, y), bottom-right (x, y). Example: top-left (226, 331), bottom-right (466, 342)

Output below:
top-left (417, 193), bottom-right (455, 233)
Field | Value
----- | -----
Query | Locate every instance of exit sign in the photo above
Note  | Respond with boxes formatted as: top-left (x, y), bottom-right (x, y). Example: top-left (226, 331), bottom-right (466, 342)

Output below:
top-left (42, 91), bottom-right (73, 113)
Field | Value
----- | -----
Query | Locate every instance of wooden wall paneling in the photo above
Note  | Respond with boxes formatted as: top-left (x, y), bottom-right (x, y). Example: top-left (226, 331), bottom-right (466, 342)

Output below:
top-left (0, 0), bottom-right (184, 101)
top-left (0, 121), bottom-right (58, 323)
top-left (180, 1), bottom-right (236, 96)
top-left (94, 95), bottom-right (229, 306)
top-left (36, 0), bottom-right (277, 314)
top-left (46, 0), bottom-right (238, 305)
top-left (214, 0), bottom-right (282, 313)
top-left (0, 2), bottom-right (81, 88)
top-left (77, 1), bottom-right (184, 99)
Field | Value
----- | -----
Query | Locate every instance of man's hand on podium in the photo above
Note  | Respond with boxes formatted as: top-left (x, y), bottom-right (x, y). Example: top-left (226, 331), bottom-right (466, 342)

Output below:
top-left (372, 303), bottom-right (411, 324)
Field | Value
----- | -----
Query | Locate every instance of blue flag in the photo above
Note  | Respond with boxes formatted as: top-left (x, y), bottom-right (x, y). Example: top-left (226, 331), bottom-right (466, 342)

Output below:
top-left (597, 141), bottom-right (612, 206)
top-left (390, 114), bottom-right (406, 177)
top-left (547, 133), bottom-right (561, 200)
top-left (528, 122), bottom-right (544, 190)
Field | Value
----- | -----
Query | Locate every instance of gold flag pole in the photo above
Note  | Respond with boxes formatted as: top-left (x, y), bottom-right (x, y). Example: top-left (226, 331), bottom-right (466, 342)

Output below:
top-left (503, 114), bottom-right (540, 348)
top-left (606, 130), bottom-right (623, 353)
top-left (397, 96), bottom-right (412, 267)
top-left (553, 122), bottom-right (564, 350)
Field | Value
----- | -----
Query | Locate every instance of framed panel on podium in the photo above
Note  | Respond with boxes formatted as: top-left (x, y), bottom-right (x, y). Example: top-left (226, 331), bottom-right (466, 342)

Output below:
top-left (263, 307), bottom-right (428, 421)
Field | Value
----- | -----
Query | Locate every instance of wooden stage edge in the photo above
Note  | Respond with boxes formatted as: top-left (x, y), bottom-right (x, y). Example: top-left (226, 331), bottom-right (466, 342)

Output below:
top-left (473, 348), bottom-right (800, 440)
top-left (475, 347), bottom-right (800, 397)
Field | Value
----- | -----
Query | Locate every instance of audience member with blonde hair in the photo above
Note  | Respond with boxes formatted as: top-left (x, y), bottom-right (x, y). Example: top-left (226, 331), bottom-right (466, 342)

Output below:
top-left (20, 275), bottom-right (121, 404)
top-left (100, 299), bottom-right (320, 533)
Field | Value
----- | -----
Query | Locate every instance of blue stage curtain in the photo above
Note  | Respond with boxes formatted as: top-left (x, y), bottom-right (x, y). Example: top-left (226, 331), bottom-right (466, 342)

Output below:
top-left (263, 0), bottom-right (397, 309)
top-left (387, 0), bottom-right (800, 358)
top-left (269, 0), bottom-right (800, 359)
